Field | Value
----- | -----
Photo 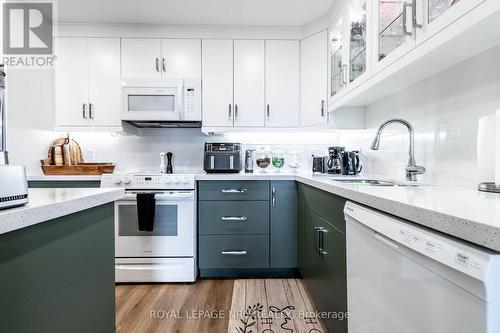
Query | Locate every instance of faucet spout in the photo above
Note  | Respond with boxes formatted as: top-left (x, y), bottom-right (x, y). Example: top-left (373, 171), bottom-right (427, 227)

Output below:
top-left (370, 118), bottom-right (425, 181)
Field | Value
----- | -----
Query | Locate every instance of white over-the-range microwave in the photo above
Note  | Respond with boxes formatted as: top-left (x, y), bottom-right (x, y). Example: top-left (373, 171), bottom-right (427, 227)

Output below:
top-left (121, 78), bottom-right (201, 128)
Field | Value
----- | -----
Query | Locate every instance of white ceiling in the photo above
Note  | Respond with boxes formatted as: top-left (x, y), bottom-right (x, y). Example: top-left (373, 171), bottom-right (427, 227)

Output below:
top-left (56, 0), bottom-right (334, 26)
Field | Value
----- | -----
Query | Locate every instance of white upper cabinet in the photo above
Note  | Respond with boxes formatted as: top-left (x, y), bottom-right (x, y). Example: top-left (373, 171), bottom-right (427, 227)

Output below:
top-left (300, 31), bottom-right (328, 127)
top-left (329, 4), bottom-right (349, 100)
top-left (88, 38), bottom-right (122, 127)
top-left (265, 40), bottom-right (300, 127)
top-left (372, 0), bottom-right (415, 73)
top-left (121, 38), bottom-right (201, 79)
top-left (202, 39), bottom-right (234, 127)
top-left (161, 39), bottom-right (201, 79)
top-left (233, 40), bottom-right (265, 127)
top-left (55, 38), bottom-right (89, 127)
top-left (347, 0), bottom-right (371, 86)
top-left (121, 39), bottom-right (162, 78)
top-left (415, 0), bottom-right (486, 44)
top-left (55, 37), bottom-right (122, 129)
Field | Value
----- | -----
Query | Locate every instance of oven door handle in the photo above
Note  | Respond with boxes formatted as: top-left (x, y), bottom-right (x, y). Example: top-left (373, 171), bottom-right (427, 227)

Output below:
top-left (122, 192), bottom-right (194, 200)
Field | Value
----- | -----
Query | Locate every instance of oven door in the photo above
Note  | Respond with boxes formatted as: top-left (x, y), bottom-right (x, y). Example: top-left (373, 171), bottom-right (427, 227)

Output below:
top-left (115, 191), bottom-right (195, 257)
top-left (122, 82), bottom-right (183, 121)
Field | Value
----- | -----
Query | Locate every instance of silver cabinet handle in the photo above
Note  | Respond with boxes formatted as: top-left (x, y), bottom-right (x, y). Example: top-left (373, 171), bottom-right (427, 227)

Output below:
top-left (221, 250), bottom-right (247, 256)
top-left (266, 104), bottom-right (270, 119)
top-left (234, 104), bottom-right (238, 120)
top-left (228, 104), bottom-right (232, 120)
top-left (314, 227), bottom-right (321, 253)
top-left (403, 1), bottom-right (413, 36)
top-left (271, 187), bottom-right (276, 207)
top-left (82, 103), bottom-right (87, 119)
top-left (412, 0), bottom-right (422, 28)
top-left (221, 189), bottom-right (247, 193)
top-left (88, 103), bottom-right (94, 119)
top-left (155, 58), bottom-right (160, 72)
top-left (221, 216), bottom-right (247, 222)
top-left (162, 58), bottom-right (167, 72)
top-left (342, 64), bottom-right (348, 86)
top-left (319, 227), bottom-right (328, 256)
top-left (321, 100), bottom-right (325, 117)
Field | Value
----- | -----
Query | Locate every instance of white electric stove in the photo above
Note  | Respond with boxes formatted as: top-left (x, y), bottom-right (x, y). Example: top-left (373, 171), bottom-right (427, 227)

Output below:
top-left (101, 172), bottom-right (197, 283)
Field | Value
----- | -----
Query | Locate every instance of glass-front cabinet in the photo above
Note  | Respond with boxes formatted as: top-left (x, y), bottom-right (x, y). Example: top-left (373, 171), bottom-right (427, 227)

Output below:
top-left (348, 0), bottom-right (369, 83)
top-left (373, 0), bottom-right (486, 72)
top-left (329, 0), bottom-right (371, 103)
top-left (415, 0), bottom-right (487, 44)
top-left (372, 0), bottom-right (416, 72)
top-left (329, 5), bottom-right (347, 99)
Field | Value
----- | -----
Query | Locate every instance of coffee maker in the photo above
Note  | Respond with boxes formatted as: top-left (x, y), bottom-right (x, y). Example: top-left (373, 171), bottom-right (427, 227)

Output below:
top-left (341, 150), bottom-right (362, 175)
top-left (326, 146), bottom-right (344, 174)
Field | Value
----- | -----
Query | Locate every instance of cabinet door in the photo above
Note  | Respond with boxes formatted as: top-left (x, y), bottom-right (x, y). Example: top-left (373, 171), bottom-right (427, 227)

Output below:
top-left (161, 39), bottom-right (201, 79)
top-left (88, 38), bottom-right (121, 127)
top-left (319, 221), bottom-right (347, 333)
top-left (415, 0), bottom-right (486, 45)
top-left (329, 5), bottom-right (348, 100)
top-left (299, 207), bottom-right (328, 310)
top-left (270, 181), bottom-right (297, 268)
top-left (372, 0), bottom-right (416, 73)
top-left (265, 40), bottom-right (300, 127)
top-left (300, 31), bottom-right (328, 127)
top-left (121, 38), bottom-right (161, 78)
top-left (55, 38), bottom-right (89, 127)
top-left (201, 39), bottom-right (234, 127)
top-left (348, 0), bottom-right (371, 84)
top-left (233, 40), bottom-right (265, 127)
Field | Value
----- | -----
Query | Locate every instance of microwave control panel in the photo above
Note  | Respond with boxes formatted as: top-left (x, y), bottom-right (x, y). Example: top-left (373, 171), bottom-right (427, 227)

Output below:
top-left (183, 80), bottom-right (201, 120)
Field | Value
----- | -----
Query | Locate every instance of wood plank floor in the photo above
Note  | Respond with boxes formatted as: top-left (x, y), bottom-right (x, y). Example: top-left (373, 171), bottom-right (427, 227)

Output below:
top-left (116, 279), bottom-right (326, 333)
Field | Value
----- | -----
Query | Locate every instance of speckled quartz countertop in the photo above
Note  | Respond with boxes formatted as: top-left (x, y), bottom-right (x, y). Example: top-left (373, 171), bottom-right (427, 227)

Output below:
top-left (0, 188), bottom-right (124, 235)
top-left (197, 172), bottom-right (500, 252)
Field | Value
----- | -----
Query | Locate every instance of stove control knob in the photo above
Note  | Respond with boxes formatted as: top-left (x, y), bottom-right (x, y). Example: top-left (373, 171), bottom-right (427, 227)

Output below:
top-left (182, 176), bottom-right (189, 184)
top-left (113, 177), bottom-right (122, 185)
top-left (165, 176), bottom-right (172, 184)
top-left (174, 176), bottom-right (181, 184)
top-left (122, 177), bottom-right (131, 185)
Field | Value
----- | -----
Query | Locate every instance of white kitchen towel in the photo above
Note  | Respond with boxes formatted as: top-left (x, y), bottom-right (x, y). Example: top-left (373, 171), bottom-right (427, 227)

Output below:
top-left (496, 110), bottom-right (500, 185)
top-left (477, 114), bottom-right (496, 183)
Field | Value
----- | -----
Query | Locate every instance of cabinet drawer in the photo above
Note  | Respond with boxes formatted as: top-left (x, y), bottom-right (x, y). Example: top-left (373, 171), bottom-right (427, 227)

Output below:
top-left (199, 201), bottom-right (269, 235)
top-left (199, 235), bottom-right (269, 269)
top-left (198, 181), bottom-right (269, 201)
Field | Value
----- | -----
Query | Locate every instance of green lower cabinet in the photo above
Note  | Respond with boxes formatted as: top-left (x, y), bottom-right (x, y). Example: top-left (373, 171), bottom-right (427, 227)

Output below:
top-left (270, 181), bottom-right (297, 269)
top-left (298, 183), bottom-right (348, 333)
top-left (0, 203), bottom-right (115, 333)
top-left (198, 180), bottom-right (297, 277)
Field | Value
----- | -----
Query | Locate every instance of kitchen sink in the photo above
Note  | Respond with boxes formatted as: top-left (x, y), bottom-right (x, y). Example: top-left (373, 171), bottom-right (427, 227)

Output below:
top-left (331, 179), bottom-right (429, 187)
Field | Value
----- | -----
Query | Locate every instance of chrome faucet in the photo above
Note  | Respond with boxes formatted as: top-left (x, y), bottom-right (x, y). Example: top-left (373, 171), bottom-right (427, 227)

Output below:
top-left (370, 118), bottom-right (425, 181)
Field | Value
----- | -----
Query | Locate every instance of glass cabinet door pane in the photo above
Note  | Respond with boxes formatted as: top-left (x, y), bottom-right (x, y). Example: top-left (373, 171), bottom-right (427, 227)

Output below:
top-left (118, 204), bottom-right (178, 236)
top-left (379, 0), bottom-right (406, 61)
top-left (349, 0), bottom-right (367, 82)
top-left (428, 0), bottom-right (461, 23)
top-left (330, 17), bottom-right (344, 97)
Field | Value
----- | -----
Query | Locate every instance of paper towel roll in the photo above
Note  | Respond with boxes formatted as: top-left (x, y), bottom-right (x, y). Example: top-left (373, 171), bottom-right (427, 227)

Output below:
top-left (478, 114), bottom-right (496, 183)
top-left (496, 110), bottom-right (500, 185)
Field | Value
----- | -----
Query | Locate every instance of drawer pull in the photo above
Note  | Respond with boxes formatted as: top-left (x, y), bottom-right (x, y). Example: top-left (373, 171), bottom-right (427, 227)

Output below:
top-left (221, 189), bottom-right (248, 193)
top-left (221, 216), bottom-right (247, 222)
top-left (221, 250), bottom-right (247, 256)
